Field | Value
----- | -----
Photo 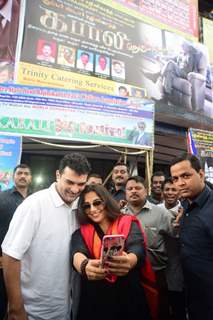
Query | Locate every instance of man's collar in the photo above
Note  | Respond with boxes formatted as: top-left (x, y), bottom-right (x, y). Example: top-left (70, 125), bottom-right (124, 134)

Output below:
top-left (138, 131), bottom-right (145, 138)
top-left (126, 199), bottom-right (151, 214)
top-left (10, 186), bottom-right (23, 195)
top-left (148, 193), bottom-right (163, 204)
top-left (115, 185), bottom-right (125, 191)
top-left (144, 200), bottom-right (152, 210)
top-left (182, 185), bottom-right (210, 210)
top-left (0, 0), bottom-right (12, 22)
top-left (9, 186), bottom-right (18, 194)
top-left (160, 200), bottom-right (180, 213)
top-left (50, 182), bottom-right (78, 209)
top-left (113, 186), bottom-right (125, 194)
top-left (193, 185), bottom-right (210, 208)
top-left (50, 183), bottom-right (66, 207)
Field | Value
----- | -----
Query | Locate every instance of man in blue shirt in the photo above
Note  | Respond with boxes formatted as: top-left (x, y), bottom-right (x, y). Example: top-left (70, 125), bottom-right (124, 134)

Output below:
top-left (170, 153), bottom-right (213, 320)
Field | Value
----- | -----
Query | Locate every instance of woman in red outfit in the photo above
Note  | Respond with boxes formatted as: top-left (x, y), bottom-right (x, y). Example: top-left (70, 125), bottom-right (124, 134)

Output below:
top-left (70, 184), bottom-right (154, 320)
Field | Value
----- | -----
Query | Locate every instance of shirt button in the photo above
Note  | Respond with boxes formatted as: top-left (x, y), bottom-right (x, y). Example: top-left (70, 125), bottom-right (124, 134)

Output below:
top-left (182, 244), bottom-right (185, 247)
top-left (185, 213), bottom-right (189, 217)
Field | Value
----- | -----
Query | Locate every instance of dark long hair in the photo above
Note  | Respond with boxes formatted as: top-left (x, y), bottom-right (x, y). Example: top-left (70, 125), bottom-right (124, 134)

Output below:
top-left (77, 184), bottom-right (121, 225)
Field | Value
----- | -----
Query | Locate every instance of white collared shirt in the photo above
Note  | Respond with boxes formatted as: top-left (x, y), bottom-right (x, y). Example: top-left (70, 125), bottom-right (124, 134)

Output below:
top-left (2, 183), bottom-right (78, 320)
top-left (0, 0), bottom-right (12, 28)
top-left (158, 200), bottom-right (181, 218)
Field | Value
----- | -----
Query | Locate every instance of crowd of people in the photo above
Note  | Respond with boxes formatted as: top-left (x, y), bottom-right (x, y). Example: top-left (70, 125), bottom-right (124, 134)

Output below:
top-left (0, 151), bottom-right (213, 320)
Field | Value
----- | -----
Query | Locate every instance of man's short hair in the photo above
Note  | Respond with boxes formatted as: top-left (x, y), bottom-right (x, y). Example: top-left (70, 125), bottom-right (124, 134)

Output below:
top-left (125, 175), bottom-right (146, 188)
top-left (162, 177), bottom-right (174, 189)
top-left (88, 173), bottom-right (102, 180)
top-left (81, 52), bottom-right (89, 58)
top-left (98, 55), bottom-right (106, 62)
top-left (42, 42), bottom-right (52, 48)
top-left (170, 152), bottom-right (201, 173)
top-left (113, 61), bottom-right (122, 66)
top-left (151, 171), bottom-right (166, 182)
top-left (13, 164), bottom-right (31, 175)
top-left (137, 121), bottom-right (146, 129)
top-left (118, 86), bottom-right (127, 92)
top-left (59, 153), bottom-right (91, 175)
top-left (113, 161), bottom-right (129, 172)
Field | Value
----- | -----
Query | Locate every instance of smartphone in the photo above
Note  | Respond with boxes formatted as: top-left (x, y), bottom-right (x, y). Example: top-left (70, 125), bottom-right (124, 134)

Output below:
top-left (100, 234), bottom-right (125, 268)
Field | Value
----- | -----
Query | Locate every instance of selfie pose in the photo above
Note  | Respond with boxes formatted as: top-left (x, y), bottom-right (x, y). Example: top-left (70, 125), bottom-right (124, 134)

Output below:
top-left (70, 184), bottom-right (152, 320)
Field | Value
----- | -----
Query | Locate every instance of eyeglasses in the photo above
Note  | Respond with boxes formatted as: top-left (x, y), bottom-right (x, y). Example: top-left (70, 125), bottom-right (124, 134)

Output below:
top-left (82, 199), bottom-right (104, 212)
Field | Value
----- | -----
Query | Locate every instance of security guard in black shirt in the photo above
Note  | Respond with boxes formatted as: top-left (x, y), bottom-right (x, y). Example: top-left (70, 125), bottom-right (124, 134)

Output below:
top-left (170, 153), bottom-right (213, 320)
top-left (0, 164), bottom-right (32, 319)
top-left (110, 162), bottom-right (129, 202)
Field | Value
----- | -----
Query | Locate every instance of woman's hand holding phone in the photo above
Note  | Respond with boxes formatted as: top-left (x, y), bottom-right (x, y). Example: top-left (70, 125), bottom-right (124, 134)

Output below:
top-left (85, 259), bottom-right (106, 281)
top-left (83, 253), bottom-right (138, 280)
top-left (106, 252), bottom-right (136, 276)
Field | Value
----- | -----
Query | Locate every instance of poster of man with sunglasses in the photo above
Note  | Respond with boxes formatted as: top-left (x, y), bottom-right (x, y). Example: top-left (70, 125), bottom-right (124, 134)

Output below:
top-left (128, 120), bottom-right (152, 147)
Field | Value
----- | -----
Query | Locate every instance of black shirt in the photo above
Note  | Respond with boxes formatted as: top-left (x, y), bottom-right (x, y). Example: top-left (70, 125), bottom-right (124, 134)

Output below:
top-left (0, 187), bottom-right (25, 255)
top-left (147, 194), bottom-right (163, 205)
top-left (111, 186), bottom-right (126, 202)
top-left (180, 185), bottom-right (213, 319)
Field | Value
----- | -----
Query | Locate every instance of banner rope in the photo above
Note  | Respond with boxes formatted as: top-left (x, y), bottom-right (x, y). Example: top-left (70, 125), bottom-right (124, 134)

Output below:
top-left (26, 137), bottom-right (150, 155)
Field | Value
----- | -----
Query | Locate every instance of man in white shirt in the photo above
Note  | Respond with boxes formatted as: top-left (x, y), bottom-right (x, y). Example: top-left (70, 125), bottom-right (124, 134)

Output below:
top-left (111, 60), bottom-right (125, 79)
top-left (1, 152), bottom-right (91, 320)
top-left (76, 51), bottom-right (93, 72)
top-left (95, 55), bottom-right (110, 76)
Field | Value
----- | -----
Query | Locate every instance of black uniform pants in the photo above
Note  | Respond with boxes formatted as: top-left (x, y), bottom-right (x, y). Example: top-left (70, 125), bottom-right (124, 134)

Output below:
top-left (0, 269), bottom-right (7, 320)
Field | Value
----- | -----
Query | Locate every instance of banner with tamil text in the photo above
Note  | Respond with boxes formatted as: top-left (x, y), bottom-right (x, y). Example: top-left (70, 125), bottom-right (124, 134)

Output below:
top-left (0, 84), bottom-right (154, 149)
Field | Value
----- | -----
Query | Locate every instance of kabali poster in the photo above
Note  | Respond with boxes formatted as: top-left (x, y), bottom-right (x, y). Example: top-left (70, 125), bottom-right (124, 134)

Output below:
top-left (14, 0), bottom-right (213, 121)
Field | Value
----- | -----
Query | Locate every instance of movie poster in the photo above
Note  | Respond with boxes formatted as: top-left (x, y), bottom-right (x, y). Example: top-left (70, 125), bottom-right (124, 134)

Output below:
top-left (15, 0), bottom-right (213, 122)
top-left (17, 0), bottom-right (148, 96)
top-left (0, 84), bottom-right (154, 149)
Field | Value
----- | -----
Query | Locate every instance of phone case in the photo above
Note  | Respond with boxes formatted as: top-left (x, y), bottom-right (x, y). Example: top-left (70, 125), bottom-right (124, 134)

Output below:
top-left (100, 234), bottom-right (125, 268)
